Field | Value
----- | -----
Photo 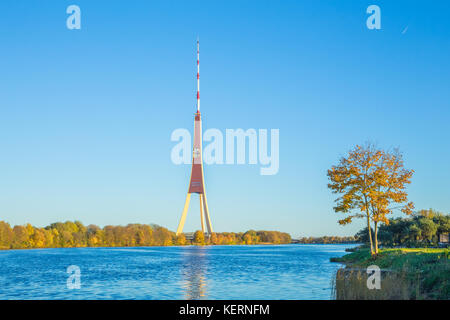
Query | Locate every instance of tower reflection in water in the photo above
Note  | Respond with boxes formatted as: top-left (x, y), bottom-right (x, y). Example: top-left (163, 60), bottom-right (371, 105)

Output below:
top-left (181, 246), bottom-right (210, 299)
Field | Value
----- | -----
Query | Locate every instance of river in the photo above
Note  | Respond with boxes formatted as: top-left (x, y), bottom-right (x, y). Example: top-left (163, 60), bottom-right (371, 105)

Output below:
top-left (0, 244), bottom-right (357, 300)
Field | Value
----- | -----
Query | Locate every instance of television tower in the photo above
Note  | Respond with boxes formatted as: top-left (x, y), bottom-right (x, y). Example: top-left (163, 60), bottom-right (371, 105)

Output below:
top-left (176, 39), bottom-right (213, 236)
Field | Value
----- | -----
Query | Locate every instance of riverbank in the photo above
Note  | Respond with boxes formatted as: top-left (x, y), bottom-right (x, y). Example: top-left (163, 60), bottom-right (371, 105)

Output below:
top-left (331, 248), bottom-right (449, 300)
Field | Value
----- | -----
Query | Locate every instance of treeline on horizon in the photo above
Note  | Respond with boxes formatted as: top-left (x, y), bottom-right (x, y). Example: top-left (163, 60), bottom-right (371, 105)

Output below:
top-left (297, 209), bottom-right (449, 246)
top-left (0, 221), bottom-right (292, 249)
top-left (296, 236), bottom-right (357, 244)
top-left (356, 209), bottom-right (450, 247)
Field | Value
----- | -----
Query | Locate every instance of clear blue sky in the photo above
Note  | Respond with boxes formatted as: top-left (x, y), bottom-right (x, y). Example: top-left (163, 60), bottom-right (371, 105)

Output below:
top-left (0, 1), bottom-right (449, 237)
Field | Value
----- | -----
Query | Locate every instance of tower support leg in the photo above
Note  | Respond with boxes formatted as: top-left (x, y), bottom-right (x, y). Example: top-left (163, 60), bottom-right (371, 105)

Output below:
top-left (202, 192), bottom-right (213, 235)
top-left (176, 193), bottom-right (192, 235)
top-left (199, 194), bottom-right (205, 233)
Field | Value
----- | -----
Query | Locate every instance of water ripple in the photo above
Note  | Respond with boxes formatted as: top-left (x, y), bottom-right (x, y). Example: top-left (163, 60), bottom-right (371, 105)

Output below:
top-left (0, 244), bottom-right (356, 300)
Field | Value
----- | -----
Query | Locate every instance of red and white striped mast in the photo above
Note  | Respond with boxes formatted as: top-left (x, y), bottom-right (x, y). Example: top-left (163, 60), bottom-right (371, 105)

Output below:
top-left (196, 38), bottom-right (200, 113)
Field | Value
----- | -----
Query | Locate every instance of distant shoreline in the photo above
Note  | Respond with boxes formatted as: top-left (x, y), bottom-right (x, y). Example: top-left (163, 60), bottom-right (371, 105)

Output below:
top-left (0, 220), bottom-right (360, 249)
top-left (0, 242), bottom-right (360, 251)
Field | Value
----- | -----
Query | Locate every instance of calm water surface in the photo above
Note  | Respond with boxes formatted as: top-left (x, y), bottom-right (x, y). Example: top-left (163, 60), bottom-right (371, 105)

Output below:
top-left (0, 244), bottom-right (357, 300)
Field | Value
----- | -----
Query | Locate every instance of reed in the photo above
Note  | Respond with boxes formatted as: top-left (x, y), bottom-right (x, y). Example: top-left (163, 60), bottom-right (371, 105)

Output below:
top-left (332, 248), bottom-right (449, 300)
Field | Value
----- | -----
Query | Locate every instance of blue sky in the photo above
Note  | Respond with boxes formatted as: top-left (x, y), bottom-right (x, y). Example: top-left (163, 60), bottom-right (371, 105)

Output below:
top-left (0, 1), bottom-right (449, 237)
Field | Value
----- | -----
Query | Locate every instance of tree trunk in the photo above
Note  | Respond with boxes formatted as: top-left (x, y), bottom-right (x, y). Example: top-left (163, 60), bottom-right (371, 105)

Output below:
top-left (366, 214), bottom-right (374, 255)
top-left (363, 196), bottom-right (374, 255)
top-left (374, 221), bottom-right (378, 254)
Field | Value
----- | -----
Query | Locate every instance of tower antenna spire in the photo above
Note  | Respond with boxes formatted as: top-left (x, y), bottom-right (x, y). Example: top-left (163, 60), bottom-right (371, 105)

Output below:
top-left (196, 38), bottom-right (200, 113)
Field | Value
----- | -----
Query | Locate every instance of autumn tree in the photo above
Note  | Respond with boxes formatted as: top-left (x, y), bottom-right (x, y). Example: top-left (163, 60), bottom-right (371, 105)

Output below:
top-left (243, 234), bottom-right (252, 244)
top-left (327, 144), bottom-right (414, 255)
top-left (12, 225), bottom-right (29, 249)
top-left (175, 233), bottom-right (187, 246)
top-left (243, 230), bottom-right (260, 244)
top-left (0, 221), bottom-right (13, 248)
top-left (210, 232), bottom-right (219, 245)
top-left (87, 224), bottom-right (102, 246)
top-left (135, 225), bottom-right (153, 246)
top-left (193, 230), bottom-right (205, 245)
top-left (152, 226), bottom-right (173, 246)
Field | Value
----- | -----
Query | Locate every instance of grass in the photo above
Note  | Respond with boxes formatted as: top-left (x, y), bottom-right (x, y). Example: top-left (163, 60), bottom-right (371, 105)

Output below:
top-left (331, 248), bottom-right (449, 300)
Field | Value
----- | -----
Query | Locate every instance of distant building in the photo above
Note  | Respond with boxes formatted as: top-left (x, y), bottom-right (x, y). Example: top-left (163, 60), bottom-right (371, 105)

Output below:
top-left (184, 232), bottom-right (195, 241)
top-left (438, 233), bottom-right (449, 243)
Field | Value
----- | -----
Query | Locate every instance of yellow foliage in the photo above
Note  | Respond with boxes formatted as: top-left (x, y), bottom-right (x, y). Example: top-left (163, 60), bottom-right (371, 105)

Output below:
top-left (327, 143), bottom-right (414, 255)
